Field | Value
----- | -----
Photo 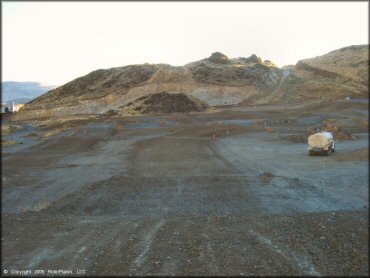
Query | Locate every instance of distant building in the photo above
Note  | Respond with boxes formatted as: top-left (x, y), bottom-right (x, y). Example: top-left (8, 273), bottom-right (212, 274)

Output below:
top-left (10, 101), bottom-right (15, 113)
top-left (1, 102), bottom-right (24, 113)
top-left (1, 103), bottom-right (10, 113)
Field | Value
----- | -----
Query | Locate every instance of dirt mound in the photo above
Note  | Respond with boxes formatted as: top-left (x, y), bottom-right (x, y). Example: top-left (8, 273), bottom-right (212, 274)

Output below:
top-left (259, 172), bottom-right (274, 183)
top-left (284, 131), bottom-right (354, 145)
top-left (118, 92), bottom-right (208, 115)
top-left (321, 119), bottom-right (356, 141)
top-left (283, 118), bottom-right (357, 143)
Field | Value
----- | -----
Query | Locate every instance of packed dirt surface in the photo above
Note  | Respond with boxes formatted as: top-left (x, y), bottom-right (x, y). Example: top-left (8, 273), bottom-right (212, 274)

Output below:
top-left (2, 98), bottom-right (368, 276)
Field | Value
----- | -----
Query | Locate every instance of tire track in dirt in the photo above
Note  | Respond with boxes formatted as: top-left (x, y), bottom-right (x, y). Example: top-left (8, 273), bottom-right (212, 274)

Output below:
top-left (202, 216), bottom-right (220, 274)
top-left (76, 220), bottom-right (136, 271)
top-left (22, 218), bottom-right (138, 271)
top-left (208, 139), bottom-right (241, 175)
top-left (129, 219), bottom-right (165, 274)
top-left (248, 229), bottom-right (320, 276)
top-left (3, 100), bottom-right (368, 276)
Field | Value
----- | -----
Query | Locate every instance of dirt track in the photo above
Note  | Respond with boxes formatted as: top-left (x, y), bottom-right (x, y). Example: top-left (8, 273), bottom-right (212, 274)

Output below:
top-left (1, 99), bottom-right (368, 276)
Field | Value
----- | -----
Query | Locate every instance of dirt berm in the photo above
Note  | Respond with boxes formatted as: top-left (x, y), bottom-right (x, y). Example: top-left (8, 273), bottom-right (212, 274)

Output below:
top-left (116, 92), bottom-right (208, 115)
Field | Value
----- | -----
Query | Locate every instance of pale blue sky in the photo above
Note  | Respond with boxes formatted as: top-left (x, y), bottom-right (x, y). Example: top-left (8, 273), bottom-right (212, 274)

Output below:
top-left (2, 1), bottom-right (368, 86)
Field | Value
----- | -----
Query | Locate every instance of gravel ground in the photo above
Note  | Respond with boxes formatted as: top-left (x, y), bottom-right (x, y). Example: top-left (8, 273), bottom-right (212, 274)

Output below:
top-left (1, 99), bottom-right (368, 276)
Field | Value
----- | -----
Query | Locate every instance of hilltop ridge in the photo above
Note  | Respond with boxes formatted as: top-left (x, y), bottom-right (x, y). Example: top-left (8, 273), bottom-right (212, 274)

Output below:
top-left (16, 44), bottom-right (368, 120)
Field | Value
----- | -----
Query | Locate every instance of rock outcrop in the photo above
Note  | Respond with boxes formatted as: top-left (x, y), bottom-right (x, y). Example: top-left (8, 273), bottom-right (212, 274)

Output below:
top-left (240, 54), bottom-right (262, 64)
top-left (208, 52), bottom-right (229, 64)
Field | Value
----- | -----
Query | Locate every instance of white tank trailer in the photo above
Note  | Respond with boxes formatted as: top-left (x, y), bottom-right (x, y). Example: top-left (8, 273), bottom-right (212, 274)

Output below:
top-left (308, 131), bottom-right (335, 156)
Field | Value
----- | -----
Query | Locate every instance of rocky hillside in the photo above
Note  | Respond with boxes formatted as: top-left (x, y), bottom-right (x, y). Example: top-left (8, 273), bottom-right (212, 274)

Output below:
top-left (272, 45), bottom-right (369, 102)
top-left (16, 45), bottom-right (368, 120)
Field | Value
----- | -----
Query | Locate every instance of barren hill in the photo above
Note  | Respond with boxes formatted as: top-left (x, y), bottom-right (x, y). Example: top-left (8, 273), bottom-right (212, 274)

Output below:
top-left (272, 45), bottom-right (369, 102)
top-left (16, 45), bottom-right (368, 120)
